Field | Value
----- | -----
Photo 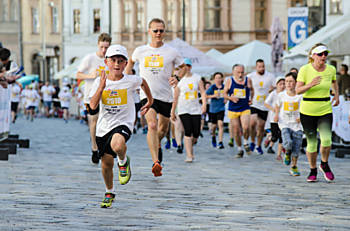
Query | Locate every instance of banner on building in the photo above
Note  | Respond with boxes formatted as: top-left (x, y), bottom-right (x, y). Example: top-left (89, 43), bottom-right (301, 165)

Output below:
top-left (288, 7), bottom-right (308, 50)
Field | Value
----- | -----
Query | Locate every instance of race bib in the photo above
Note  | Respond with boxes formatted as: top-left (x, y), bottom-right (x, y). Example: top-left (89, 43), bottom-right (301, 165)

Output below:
top-left (256, 95), bottom-right (266, 103)
top-left (233, 89), bottom-right (246, 99)
top-left (283, 102), bottom-right (299, 112)
top-left (102, 89), bottom-right (127, 106)
top-left (145, 55), bottom-right (164, 68)
top-left (214, 89), bottom-right (225, 98)
top-left (185, 91), bottom-right (198, 100)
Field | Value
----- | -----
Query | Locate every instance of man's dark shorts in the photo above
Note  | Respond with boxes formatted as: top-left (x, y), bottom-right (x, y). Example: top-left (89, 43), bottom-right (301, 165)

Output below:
top-left (96, 125), bottom-right (131, 158)
top-left (141, 98), bottom-right (172, 118)
top-left (85, 103), bottom-right (99, 116)
top-left (209, 111), bottom-right (225, 124)
top-left (250, 106), bottom-right (268, 121)
top-left (11, 102), bottom-right (19, 112)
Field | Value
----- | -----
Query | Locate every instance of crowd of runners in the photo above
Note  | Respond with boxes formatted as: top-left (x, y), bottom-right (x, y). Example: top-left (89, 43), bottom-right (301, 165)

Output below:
top-left (2, 18), bottom-right (350, 209)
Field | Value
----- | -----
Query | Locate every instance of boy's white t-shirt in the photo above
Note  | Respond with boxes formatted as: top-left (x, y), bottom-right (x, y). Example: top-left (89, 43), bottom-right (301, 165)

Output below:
top-left (247, 71), bottom-right (275, 111)
top-left (77, 53), bottom-right (106, 104)
top-left (11, 84), bottom-right (21, 102)
top-left (276, 91), bottom-right (303, 131)
top-left (25, 89), bottom-right (40, 107)
top-left (89, 74), bottom-right (143, 137)
top-left (265, 90), bottom-right (278, 123)
top-left (132, 44), bottom-right (183, 102)
top-left (59, 88), bottom-right (72, 108)
top-left (177, 73), bottom-right (202, 115)
top-left (41, 85), bottom-right (56, 101)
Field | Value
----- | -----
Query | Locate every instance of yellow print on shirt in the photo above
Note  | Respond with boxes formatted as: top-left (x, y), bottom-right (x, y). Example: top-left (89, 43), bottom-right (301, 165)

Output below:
top-left (102, 89), bottom-right (127, 106)
top-left (188, 83), bottom-right (194, 90)
top-left (97, 66), bottom-right (109, 75)
top-left (233, 89), bottom-right (246, 98)
top-left (256, 95), bottom-right (266, 103)
top-left (185, 91), bottom-right (198, 100)
top-left (283, 102), bottom-right (299, 111)
top-left (259, 81), bottom-right (264, 88)
top-left (145, 55), bottom-right (164, 68)
top-left (214, 89), bottom-right (225, 98)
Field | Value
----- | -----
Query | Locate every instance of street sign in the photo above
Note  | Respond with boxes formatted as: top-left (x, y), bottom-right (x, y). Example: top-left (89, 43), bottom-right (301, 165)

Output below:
top-left (288, 7), bottom-right (308, 50)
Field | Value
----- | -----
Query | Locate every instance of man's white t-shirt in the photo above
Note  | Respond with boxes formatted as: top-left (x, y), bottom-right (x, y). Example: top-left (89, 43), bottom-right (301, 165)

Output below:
top-left (247, 71), bottom-right (275, 111)
top-left (89, 74), bottom-right (143, 137)
top-left (177, 73), bottom-right (202, 115)
top-left (77, 53), bottom-right (106, 104)
top-left (276, 91), bottom-right (303, 131)
top-left (41, 85), bottom-right (56, 102)
top-left (59, 87), bottom-right (72, 108)
top-left (132, 44), bottom-right (183, 102)
top-left (11, 83), bottom-right (21, 102)
top-left (25, 89), bottom-right (40, 107)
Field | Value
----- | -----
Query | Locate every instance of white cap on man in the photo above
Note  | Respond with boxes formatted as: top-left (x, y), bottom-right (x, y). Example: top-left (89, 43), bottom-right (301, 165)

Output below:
top-left (105, 44), bottom-right (128, 60)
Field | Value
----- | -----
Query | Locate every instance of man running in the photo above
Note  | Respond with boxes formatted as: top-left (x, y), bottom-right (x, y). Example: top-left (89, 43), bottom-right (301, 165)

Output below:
top-left (247, 59), bottom-right (275, 154)
top-left (224, 64), bottom-right (254, 158)
top-left (77, 33), bottom-right (111, 164)
top-left (125, 18), bottom-right (185, 177)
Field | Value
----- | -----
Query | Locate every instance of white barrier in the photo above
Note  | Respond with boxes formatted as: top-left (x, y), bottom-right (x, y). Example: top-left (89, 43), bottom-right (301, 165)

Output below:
top-left (0, 85), bottom-right (11, 141)
top-left (332, 96), bottom-right (350, 142)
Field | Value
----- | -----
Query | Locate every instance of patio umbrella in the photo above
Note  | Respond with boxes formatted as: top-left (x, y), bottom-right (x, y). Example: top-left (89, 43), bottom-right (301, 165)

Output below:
top-left (270, 16), bottom-right (284, 75)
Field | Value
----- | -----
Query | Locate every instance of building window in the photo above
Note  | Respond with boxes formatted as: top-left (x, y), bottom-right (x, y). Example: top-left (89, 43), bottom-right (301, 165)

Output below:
top-left (330, 0), bottom-right (342, 14)
top-left (166, 1), bottom-right (176, 31)
top-left (291, 0), bottom-right (305, 7)
top-left (205, 0), bottom-right (221, 30)
top-left (10, 0), bottom-right (18, 21)
top-left (52, 7), bottom-right (59, 33)
top-left (93, 9), bottom-right (101, 33)
top-left (32, 8), bottom-right (40, 34)
top-left (180, 0), bottom-right (190, 30)
top-left (1, 0), bottom-right (9, 21)
top-left (255, 0), bottom-right (266, 30)
top-left (73, 9), bottom-right (80, 34)
top-left (124, 0), bottom-right (132, 32)
top-left (307, 0), bottom-right (321, 6)
top-left (136, 1), bottom-right (145, 31)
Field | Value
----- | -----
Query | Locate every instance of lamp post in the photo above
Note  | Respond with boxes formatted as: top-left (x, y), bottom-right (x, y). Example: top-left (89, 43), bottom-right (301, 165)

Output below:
top-left (182, 0), bottom-right (185, 41)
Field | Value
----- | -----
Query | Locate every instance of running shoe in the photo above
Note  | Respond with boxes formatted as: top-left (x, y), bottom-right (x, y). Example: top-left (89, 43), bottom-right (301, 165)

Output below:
top-left (100, 192), bottom-right (115, 208)
top-left (172, 138), bottom-right (178, 148)
top-left (177, 145), bottom-right (183, 154)
top-left (165, 140), bottom-right (171, 149)
top-left (256, 146), bottom-right (263, 155)
top-left (91, 150), bottom-right (99, 164)
top-left (185, 156), bottom-right (193, 163)
top-left (152, 161), bottom-right (162, 177)
top-left (235, 150), bottom-right (244, 158)
top-left (228, 138), bottom-right (234, 147)
top-left (250, 142), bottom-right (255, 152)
top-left (158, 147), bottom-right (163, 163)
top-left (307, 171), bottom-right (318, 182)
top-left (212, 136), bottom-right (217, 148)
top-left (243, 144), bottom-right (251, 155)
top-left (118, 156), bottom-right (131, 185)
top-left (284, 152), bottom-right (291, 166)
top-left (319, 162), bottom-right (335, 182)
top-left (267, 147), bottom-right (275, 154)
top-left (218, 142), bottom-right (224, 149)
top-left (289, 166), bottom-right (300, 176)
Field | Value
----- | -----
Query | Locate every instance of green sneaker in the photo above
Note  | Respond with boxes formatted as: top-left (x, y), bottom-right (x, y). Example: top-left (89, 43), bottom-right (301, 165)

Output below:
top-left (100, 192), bottom-right (115, 208)
top-left (289, 166), bottom-right (300, 176)
top-left (228, 138), bottom-right (234, 147)
top-left (284, 152), bottom-right (291, 166)
top-left (118, 156), bottom-right (131, 185)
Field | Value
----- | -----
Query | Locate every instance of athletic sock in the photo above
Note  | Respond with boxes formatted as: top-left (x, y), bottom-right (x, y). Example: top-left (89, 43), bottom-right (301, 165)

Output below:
top-left (310, 168), bottom-right (317, 175)
top-left (321, 161), bottom-right (327, 165)
top-left (117, 156), bottom-right (127, 166)
top-left (243, 139), bottom-right (249, 145)
top-left (106, 186), bottom-right (115, 194)
top-left (237, 146), bottom-right (243, 151)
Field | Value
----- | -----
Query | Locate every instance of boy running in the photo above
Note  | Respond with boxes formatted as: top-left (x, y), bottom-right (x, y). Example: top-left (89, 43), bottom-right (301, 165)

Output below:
top-left (274, 72), bottom-right (303, 176)
top-left (89, 45), bottom-right (152, 208)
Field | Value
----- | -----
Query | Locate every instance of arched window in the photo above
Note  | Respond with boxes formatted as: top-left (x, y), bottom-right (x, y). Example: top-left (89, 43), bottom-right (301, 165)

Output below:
top-left (255, 0), bottom-right (266, 30)
top-left (136, 0), bottom-right (145, 31)
top-left (124, 0), bottom-right (132, 32)
top-left (166, 1), bottom-right (176, 31)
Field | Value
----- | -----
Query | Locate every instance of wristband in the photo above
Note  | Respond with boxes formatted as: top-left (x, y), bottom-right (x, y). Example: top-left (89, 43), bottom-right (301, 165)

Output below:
top-left (174, 75), bottom-right (180, 82)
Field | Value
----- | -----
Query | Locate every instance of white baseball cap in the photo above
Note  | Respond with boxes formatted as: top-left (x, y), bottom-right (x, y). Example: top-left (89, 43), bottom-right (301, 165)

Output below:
top-left (105, 44), bottom-right (128, 60)
top-left (311, 45), bottom-right (330, 56)
top-left (275, 76), bottom-right (285, 85)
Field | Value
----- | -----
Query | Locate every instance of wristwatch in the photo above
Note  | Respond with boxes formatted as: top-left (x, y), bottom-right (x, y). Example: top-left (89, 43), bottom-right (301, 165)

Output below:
top-left (174, 75), bottom-right (180, 81)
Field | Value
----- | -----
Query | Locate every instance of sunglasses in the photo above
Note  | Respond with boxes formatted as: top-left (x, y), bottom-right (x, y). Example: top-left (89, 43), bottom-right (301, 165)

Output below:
top-left (152, 29), bottom-right (164, 34)
top-left (316, 51), bottom-right (328, 57)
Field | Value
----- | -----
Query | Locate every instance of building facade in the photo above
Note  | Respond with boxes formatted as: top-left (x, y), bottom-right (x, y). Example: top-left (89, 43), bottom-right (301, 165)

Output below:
top-left (0, 0), bottom-right (20, 65)
top-left (21, 0), bottom-right (63, 82)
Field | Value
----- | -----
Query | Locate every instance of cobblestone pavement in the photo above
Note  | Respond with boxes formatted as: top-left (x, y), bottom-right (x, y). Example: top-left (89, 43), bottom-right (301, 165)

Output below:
top-left (1, 117), bottom-right (350, 231)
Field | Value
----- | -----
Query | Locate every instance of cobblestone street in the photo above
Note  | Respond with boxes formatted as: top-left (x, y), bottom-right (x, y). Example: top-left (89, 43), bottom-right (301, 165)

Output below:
top-left (1, 117), bottom-right (349, 231)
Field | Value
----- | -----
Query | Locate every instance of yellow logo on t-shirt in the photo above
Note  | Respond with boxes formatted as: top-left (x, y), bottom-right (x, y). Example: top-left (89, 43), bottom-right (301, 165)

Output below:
top-left (214, 89), bottom-right (225, 98)
top-left (233, 89), bottom-right (246, 98)
top-left (256, 95), bottom-right (266, 103)
top-left (97, 66), bottom-right (109, 75)
top-left (145, 55), bottom-right (164, 68)
top-left (259, 81), bottom-right (264, 88)
top-left (283, 102), bottom-right (299, 111)
top-left (102, 89), bottom-right (127, 106)
top-left (185, 91), bottom-right (198, 100)
top-left (188, 83), bottom-right (194, 90)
